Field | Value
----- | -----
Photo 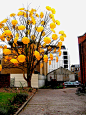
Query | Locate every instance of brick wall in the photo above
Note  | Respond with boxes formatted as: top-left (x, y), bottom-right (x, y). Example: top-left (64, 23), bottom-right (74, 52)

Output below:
top-left (0, 74), bottom-right (10, 87)
top-left (78, 33), bottom-right (86, 84)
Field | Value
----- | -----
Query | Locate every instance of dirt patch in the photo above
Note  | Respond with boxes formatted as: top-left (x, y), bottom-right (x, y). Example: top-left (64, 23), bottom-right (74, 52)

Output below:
top-left (0, 87), bottom-right (36, 97)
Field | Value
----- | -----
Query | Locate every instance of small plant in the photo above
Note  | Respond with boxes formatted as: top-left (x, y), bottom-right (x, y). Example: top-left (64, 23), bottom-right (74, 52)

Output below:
top-left (59, 85), bottom-right (63, 89)
top-left (4, 87), bottom-right (9, 92)
top-left (19, 81), bottom-right (25, 90)
top-left (0, 106), bottom-right (8, 115)
top-left (56, 86), bottom-right (59, 89)
top-left (29, 88), bottom-right (32, 92)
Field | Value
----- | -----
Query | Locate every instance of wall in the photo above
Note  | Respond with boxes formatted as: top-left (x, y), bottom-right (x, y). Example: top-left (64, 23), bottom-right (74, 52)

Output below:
top-left (10, 74), bottom-right (46, 88)
top-left (78, 33), bottom-right (86, 84)
top-left (47, 67), bottom-right (75, 82)
top-left (69, 74), bottom-right (75, 81)
top-left (10, 74), bottom-right (28, 87)
top-left (0, 74), bottom-right (10, 87)
top-left (31, 74), bottom-right (46, 88)
top-left (38, 75), bottom-right (46, 88)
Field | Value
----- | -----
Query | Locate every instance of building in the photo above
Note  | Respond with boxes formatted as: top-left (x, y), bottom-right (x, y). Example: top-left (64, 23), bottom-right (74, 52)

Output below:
top-left (48, 45), bottom-right (70, 73)
top-left (71, 64), bottom-right (80, 73)
top-left (78, 33), bottom-right (86, 85)
top-left (47, 67), bottom-right (75, 85)
top-left (71, 64), bottom-right (80, 81)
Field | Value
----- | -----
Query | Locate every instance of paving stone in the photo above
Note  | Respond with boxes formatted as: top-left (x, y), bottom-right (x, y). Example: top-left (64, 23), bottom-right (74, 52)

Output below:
top-left (19, 88), bottom-right (86, 115)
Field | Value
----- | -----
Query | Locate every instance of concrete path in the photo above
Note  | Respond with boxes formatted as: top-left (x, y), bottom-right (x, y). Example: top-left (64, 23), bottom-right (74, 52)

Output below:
top-left (19, 88), bottom-right (86, 115)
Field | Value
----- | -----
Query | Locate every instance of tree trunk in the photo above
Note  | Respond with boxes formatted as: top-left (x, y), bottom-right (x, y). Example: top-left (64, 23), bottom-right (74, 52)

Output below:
top-left (27, 73), bottom-right (32, 87)
top-left (27, 77), bottom-right (31, 87)
top-left (23, 71), bottom-right (31, 87)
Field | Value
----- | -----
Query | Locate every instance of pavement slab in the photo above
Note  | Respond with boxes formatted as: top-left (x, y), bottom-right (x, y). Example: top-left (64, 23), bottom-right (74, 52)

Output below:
top-left (19, 88), bottom-right (86, 115)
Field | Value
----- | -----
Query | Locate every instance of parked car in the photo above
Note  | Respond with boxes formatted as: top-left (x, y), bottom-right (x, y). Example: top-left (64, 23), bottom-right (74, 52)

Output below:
top-left (64, 81), bottom-right (80, 87)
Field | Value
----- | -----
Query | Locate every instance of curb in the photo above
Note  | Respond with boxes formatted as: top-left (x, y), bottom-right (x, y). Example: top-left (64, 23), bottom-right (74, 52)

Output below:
top-left (14, 90), bottom-right (37, 115)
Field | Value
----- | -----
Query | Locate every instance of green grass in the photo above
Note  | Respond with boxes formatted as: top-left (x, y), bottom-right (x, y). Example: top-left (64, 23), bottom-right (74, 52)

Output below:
top-left (0, 92), bottom-right (28, 115)
top-left (0, 92), bottom-right (16, 115)
top-left (0, 92), bottom-right (16, 105)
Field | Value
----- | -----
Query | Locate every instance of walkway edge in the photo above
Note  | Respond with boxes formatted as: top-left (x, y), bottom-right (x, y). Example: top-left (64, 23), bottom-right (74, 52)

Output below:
top-left (14, 90), bottom-right (37, 115)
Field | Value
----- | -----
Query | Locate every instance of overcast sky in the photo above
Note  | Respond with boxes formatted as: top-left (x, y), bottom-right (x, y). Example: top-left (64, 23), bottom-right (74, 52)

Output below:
top-left (0, 0), bottom-right (86, 65)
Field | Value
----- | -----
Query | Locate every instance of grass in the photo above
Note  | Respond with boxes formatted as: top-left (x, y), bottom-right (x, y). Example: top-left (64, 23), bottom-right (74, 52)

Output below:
top-left (0, 92), bottom-right (16, 115)
top-left (0, 92), bottom-right (16, 105)
top-left (0, 92), bottom-right (28, 115)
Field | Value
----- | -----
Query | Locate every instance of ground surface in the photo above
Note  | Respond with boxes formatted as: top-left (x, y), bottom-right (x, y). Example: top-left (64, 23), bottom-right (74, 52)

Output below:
top-left (19, 88), bottom-right (86, 115)
top-left (0, 87), bottom-right (36, 95)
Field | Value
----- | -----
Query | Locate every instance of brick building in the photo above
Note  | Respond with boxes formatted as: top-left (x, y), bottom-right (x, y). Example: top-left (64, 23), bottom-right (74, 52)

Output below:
top-left (78, 33), bottom-right (86, 85)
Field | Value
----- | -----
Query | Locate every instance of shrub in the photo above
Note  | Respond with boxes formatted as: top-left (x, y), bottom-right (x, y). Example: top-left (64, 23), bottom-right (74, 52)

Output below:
top-left (56, 86), bottom-right (59, 89)
top-left (59, 85), bottom-right (63, 89)
top-left (39, 85), bottom-right (50, 89)
top-left (12, 93), bottom-right (28, 104)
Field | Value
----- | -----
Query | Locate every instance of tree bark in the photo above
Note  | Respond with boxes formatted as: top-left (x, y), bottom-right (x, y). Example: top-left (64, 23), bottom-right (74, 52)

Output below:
top-left (27, 75), bottom-right (31, 87)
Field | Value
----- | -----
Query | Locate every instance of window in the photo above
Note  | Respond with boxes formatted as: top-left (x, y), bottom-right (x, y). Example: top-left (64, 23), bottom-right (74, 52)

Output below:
top-left (64, 60), bottom-right (68, 64)
top-left (63, 51), bottom-right (67, 55)
top-left (64, 65), bottom-right (68, 68)
top-left (61, 46), bottom-right (65, 49)
top-left (63, 56), bottom-right (68, 59)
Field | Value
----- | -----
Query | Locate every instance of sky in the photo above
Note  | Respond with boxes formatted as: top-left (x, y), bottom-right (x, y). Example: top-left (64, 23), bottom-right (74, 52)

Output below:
top-left (0, 0), bottom-right (86, 65)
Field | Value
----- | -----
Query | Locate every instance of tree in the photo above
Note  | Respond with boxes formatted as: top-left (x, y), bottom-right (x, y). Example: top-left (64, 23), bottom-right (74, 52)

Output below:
top-left (0, 6), bottom-right (66, 86)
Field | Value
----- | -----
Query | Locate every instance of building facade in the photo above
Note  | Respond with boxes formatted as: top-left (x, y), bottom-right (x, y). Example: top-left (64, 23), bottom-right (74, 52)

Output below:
top-left (78, 33), bottom-right (86, 85)
top-left (47, 67), bottom-right (75, 86)
top-left (71, 64), bottom-right (80, 81)
top-left (48, 45), bottom-right (70, 73)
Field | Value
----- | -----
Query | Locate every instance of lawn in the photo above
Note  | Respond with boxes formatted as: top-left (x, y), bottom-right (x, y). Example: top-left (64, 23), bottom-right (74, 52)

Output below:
top-left (0, 87), bottom-right (36, 115)
top-left (0, 92), bottom-right (17, 115)
top-left (0, 92), bottom-right (16, 105)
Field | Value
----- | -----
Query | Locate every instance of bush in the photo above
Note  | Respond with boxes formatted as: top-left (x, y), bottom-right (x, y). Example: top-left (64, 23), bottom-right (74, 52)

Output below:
top-left (12, 93), bottom-right (28, 104)
top-left (56, 86), bottom-right (59, 89)
top-left (59, 85), bottom-right (63, 89)
top-left (39, 85), bottom-right (51, 89)
top-left (0, 106), bottom-right (8, 115)
top-left (53, 85), bottom-right (63, 89)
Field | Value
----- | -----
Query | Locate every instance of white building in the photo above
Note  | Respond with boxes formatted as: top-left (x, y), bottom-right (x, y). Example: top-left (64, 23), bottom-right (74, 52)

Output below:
top-left (48, 45), bottom-right (70, 73)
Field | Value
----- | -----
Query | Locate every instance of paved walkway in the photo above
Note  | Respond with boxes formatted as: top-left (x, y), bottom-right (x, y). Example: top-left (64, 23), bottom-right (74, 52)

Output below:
top-left (19, 88), bottom-right (86, 115)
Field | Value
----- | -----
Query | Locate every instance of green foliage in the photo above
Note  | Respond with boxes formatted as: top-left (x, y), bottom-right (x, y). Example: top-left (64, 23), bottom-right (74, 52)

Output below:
top-left (39, 84), bottom-right (63, 89)
top-left (28, 88), bottom-right (33, 92)
top-left (0, 92), bottom-right (16, 105)
top-left (39, 85), bottom-right (51, 89)
top-left (0, 92), bottom-right (28, 115)
top-left (59, 85), bottom-right (63, 89)
top-left (54, 85), bottom-right (63, 89)
top-left (56, 86), bottom-right (59, 89)
top-left (19, 81), bottom-right (25, 89)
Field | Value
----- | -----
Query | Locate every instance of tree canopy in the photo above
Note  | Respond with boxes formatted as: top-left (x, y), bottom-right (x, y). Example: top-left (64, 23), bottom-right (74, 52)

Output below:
top-left (0, 6), bottom-right (66, 86)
